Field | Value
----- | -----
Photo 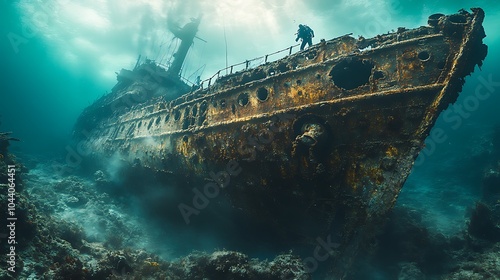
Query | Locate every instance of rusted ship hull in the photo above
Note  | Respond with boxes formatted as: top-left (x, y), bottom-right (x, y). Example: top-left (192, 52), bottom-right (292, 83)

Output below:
top-left (74, 9), bottom-right (487, 277)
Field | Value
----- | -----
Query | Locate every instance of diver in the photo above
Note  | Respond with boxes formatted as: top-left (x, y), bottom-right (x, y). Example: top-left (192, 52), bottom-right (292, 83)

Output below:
top-left (295, 24), bottom-right (315, 50)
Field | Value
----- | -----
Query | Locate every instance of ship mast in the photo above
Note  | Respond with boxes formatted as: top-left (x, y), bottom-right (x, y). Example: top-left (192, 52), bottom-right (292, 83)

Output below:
top-left (167, 16), bottom-right (201, 77)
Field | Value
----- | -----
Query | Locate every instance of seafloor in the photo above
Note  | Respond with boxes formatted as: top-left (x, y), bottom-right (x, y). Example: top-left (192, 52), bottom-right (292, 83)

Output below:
top-left (0, 126), bottom-right (499, 279)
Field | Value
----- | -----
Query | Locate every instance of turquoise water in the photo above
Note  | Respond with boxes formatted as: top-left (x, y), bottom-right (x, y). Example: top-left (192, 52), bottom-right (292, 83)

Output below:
top-left (1, 0), bottom-right (500, 278)
top-left (1, 1), bottom-right (499, 155)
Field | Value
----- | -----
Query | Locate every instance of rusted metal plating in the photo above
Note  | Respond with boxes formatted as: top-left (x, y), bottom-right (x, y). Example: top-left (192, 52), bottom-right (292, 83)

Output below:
top-left (75, 8), bottom-right (487, 277)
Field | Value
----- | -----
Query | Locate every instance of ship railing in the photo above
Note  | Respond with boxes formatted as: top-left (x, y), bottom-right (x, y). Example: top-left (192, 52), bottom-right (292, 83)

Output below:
top-left (198, 43), bottom-right (301, 90)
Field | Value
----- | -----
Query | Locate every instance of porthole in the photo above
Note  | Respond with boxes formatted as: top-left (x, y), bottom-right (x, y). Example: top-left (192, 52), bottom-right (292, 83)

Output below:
top-left (192, 105), bottom-right (198, 117)
top-left (329, 58), bottom-right (374, 90)
top-left (126, 123), bottom-right (136, 136)
top-left (198, 100), bottom-right (208, 126)
top-left (198, 114), bottom-right (206, 126)
top-left (182, 107), bottom-right (191, 129)
top-left (373, 70), bottom-right (385, 80)
top-left (182, 118), bottom-right (189, 129)
top-left (238, 92), bottom-right (249, 106)
top-left (174, 109), bottom-right (181, 121)
top-left (306, 50), bottom-right (317, 60)
top-left (418, 50), bottom-right (430, 62)
top-left (257, 87), bottom-right (269, 101)
top-left (199, 100), bottom-right (208, 116)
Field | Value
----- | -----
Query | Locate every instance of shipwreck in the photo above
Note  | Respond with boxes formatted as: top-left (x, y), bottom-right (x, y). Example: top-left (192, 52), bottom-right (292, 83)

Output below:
top-left (74, 9), bottom-right (487, 277)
